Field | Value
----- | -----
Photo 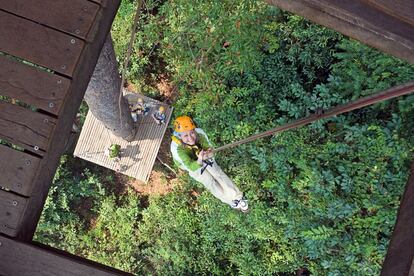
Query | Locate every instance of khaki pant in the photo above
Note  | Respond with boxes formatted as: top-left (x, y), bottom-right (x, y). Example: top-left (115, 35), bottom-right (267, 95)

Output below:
top-left (189, 162), bottom-right (243, 206)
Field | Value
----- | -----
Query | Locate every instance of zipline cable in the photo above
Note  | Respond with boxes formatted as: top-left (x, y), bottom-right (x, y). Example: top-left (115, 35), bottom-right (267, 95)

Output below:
top-left (213, 81), bottom-right (414, 153)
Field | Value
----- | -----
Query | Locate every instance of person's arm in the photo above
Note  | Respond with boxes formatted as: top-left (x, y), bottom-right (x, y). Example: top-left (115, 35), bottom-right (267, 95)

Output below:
top-left (177, 147), bottom-right (202, 171)
top-left (196, 129), bottom-right (214, 159)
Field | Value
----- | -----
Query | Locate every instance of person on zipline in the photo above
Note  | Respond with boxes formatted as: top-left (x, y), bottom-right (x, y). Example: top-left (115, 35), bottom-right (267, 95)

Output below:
top-left (170, 116), bottom-right (248, 212)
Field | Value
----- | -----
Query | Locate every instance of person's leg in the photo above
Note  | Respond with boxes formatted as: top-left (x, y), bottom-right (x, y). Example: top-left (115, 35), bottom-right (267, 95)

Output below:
top-left (205, 163), bottom-right (244, 206)
top-left (189, 169), bottom-right (233, 205)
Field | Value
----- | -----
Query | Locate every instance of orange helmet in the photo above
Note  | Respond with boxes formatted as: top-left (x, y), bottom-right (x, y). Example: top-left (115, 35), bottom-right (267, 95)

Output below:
top-left (174, 116), bottom-right (196, 132)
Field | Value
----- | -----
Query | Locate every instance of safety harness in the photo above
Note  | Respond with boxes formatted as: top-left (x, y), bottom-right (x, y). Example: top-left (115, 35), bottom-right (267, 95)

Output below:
top-left (172, 135), bottom-right (213, 174)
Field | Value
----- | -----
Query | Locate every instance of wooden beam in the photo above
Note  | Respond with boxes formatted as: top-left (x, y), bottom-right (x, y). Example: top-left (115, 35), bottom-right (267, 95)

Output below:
top-left (0, 54), bottom-right (70, 115)
top-left (0, 10), bottom-right (84, 76)
top-left (0, 145), bottom-right (41, 196)
top-left (0, 190), bottom-right (26, 237)
top-left (364, 0), bottom-right (414, 26)
top-left (314, 0), bottom-right (414, 43)
top-left (265, 0), bottom-right (414, 64)
top-left (0, 0), bottom-right (99, 39)
top-left (14, 0), bottom-right (121, 241)
top-left (381, 162), bottom-right (414, 275)
top-left (0, 235), bottom-right (131, 275)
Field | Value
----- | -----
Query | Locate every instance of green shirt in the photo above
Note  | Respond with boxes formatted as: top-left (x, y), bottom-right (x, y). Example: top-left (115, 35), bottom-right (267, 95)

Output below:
top-left (171, 128), bottom-right (212, 172)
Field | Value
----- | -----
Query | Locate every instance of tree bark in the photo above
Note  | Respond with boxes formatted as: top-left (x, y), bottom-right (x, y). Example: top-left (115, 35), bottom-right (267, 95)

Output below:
top-left (84, 34), bottom-right (136, 141)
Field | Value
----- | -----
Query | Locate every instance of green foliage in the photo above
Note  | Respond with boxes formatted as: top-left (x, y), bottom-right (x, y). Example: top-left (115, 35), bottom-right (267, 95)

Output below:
top-left (111, 0), bottom-right (166, 96)
top-left (129, 1), bottom-right (414, 274)
top-left (109, 144), bottom-right (121, 159)
top-left (35, 156), bottom-right (145, 273)
top-left (37, 0), bottom-right (414, 275)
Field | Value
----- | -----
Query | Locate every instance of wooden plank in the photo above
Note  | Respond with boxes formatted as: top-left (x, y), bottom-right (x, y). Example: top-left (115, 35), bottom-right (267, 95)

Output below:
top-left (381, 162), bottom-right (414, 275)
top-left (266, 0), bottom-right (414, 65)
top-left (0, 190), bottom-right (26, 237)
top-left (0, 235), bottom-right (131, 276)
top-left (0, 10), bottom-right (84, 76)
top-left (0, 145), bottom-right (41, 196)
top-left (364, 0), bottom-right (414, 27)
top-left (0, 0), bottom-right (99, 39)
top-left (0, 54), bottom-right (70, 115)
top-left (15, 0), bottom-right (121, 241)
top-left (0, 101), bottom-right (56, 153)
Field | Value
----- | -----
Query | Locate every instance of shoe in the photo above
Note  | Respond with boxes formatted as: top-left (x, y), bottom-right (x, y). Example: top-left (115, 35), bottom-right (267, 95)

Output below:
top-left (238, 198), bottom-right (249, 213)
top-left (231, 199), bottom-right (239, 209)
top-left (231, 198), bottom-right (249, 213)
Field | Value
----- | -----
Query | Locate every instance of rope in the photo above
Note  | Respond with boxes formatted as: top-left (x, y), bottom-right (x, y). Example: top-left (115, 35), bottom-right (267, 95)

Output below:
top-left (213, 81), bottom-right (414, 153)
top-left (118, 0), bottom-right (143, 129)
top-left (156, 156), bottom-right (178, 176)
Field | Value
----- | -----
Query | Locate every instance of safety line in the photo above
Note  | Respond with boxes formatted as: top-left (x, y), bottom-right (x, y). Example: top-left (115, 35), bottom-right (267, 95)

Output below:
top-left (213, 81), bottom-right (414, 153)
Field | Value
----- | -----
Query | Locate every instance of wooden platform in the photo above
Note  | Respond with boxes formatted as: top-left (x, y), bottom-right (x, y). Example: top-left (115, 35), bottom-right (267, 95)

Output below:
top-left (0, 0), bottom-right (134, 274)
top-left (0, 0), bottom-right (120, 240)
top-left (0, 0), bottom-right (135, 273)
top-left (74, 93), bottom-right (172, 183)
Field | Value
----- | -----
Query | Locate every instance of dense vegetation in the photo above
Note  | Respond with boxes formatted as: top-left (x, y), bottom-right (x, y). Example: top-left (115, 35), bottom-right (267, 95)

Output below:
top-left (35, 0), bottom-right (414, 275)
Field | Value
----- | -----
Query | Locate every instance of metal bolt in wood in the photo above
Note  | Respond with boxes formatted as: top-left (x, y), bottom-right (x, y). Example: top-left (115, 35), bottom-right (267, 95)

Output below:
top-left (49, 102), bottom-right (55, 108)
top-left (34, 146), bottom-right (39, 151)
top-left (61, 65), bottom-right (66, 70)
top-left (26, 160), bottom-right (31, 166)
top-left (75, 29), bottom-right (81, 34)
top-left (57, 79), bottom-right (62, 84)
top-left (12, 200), bottom-right (18, 206)
top-left (71, 39), bottom-right (76, 44)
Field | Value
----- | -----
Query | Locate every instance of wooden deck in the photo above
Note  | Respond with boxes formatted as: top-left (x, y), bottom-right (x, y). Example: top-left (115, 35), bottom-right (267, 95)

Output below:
top-left (0, 0), bottom-right (121, 241)
top-left (74, 93), bottom-right (172, 183)
top-left (0, 0), bottom-right (132, 274)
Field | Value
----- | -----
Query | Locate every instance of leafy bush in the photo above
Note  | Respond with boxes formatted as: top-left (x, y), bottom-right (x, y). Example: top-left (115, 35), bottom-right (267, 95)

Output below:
top-left (35, 156), bottom-right (144, 273)
top-left (37, 0), bottom-right (414, 275)
top-left (126, 1), bottom-right (414, 274)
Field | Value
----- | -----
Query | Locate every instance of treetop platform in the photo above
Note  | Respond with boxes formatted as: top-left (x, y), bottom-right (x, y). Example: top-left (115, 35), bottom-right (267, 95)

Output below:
top-left (74, 93), bottom-right (172, 183)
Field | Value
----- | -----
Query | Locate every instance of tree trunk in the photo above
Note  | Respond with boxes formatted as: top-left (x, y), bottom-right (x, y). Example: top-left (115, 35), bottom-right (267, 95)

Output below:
top-left (84, 34), bottom-right (136, 141)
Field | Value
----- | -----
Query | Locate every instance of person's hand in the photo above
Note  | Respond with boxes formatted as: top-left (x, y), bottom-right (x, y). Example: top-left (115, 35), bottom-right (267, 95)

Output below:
top-left (197, 149), bottom-right (214, 165)
top-left (197, 150), bottom-right (205, 165)
top-left (204, 148), bottom-right (214, 159)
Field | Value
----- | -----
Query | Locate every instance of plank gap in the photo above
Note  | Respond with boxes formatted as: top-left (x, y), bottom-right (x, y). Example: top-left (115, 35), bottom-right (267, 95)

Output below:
top-left (0, 95), bottom-right (39, 114)
top-left (0, 53), bottom-right (71, 115)
top-left (0, 52), bottom-right (55, 74)
top-left (0, 10), bottom-right (84, 76)
top-left (0, 139), bottom-right (26, 153)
